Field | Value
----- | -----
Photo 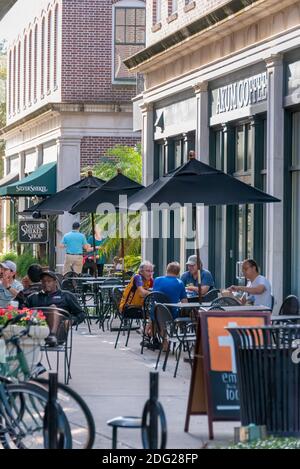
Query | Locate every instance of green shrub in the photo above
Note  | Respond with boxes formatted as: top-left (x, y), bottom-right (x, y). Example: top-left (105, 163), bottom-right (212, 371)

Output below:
top-left (16, 252), bottom-right (46, 279)
top-left (0, 252), bottom-right (18, 262)
top-left (124, 255), bottom-right (141, 272)
top-left (226, 437), bottom-right (300, 449)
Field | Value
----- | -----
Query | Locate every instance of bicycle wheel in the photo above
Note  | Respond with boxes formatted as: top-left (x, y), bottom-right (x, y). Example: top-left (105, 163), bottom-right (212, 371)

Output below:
top-left (31, 377), bottom-right (95, 449)
top-left (1, 381), bottom-right (72, 449)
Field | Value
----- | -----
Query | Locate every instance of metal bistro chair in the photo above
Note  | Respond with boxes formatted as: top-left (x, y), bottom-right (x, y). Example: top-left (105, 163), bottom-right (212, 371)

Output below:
top-left (154, 303), bottom-right (196, 378)
top-left (100, 278), bottom-right (123, 330)
top-left (278, 295), bottom-right (300, 316)
top-left (114, 298), bottom-right (143, 349)
top-left (110, 286), bottom-right (123, 331)
top-left (202, 288), bottom-right (220, 302)
top-left (38, 306), bottom-right (73, 384)
top-left (61, 277), bottom-right (92, 333)
top-left (141, 292), bottom-right (171, 354)
top-left (211, 296), bottom-right (242, 307)
top-left (54, 273), bottom-right (64, 288)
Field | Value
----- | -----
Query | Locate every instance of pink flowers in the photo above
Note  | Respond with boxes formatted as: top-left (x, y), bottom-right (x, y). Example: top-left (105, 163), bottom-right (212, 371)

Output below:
top-left (0, 307), bottom-right (47, 326)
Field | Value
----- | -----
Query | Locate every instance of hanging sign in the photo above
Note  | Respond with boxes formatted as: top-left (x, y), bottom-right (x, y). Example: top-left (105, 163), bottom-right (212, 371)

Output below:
top-left (18, 219), bottom-right (48, 243)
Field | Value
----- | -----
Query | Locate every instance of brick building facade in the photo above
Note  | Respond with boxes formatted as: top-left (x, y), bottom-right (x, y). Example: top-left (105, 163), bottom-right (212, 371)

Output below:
top-left (0, 0), bottom-right (144, 260)
top-left (126, 0), bottom-right (300, 311)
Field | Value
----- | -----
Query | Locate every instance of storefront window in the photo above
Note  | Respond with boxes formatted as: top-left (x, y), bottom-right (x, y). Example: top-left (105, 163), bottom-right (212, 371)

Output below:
top-left (291, 112), bottom-right (300, 297)
top-left (235, 126), bottom-right (244, 172)
top-left (211, 118), bottom-right (266, 286)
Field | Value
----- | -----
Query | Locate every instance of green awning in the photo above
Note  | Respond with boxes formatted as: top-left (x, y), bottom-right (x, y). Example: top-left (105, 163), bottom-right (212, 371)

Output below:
top-left (0, 162), bottom-right (57, 196)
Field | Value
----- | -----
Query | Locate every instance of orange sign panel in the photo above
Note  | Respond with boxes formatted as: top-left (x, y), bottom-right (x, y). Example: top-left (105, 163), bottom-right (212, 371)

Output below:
top-left (208, 316), bottom-right (266, 372)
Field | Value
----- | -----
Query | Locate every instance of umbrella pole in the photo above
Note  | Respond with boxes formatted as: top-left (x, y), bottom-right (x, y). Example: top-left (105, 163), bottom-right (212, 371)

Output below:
top-left (91, 213), bottom-right (97, 278)
top-left (193, 206), bottom-right (202, 303)
top-left (120, 213), bottom-right (125, 286)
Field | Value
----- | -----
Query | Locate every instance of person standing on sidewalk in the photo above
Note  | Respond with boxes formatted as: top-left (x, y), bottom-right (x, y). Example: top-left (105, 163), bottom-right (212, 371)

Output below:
top-left (59, 222), bottom-right (91, 275)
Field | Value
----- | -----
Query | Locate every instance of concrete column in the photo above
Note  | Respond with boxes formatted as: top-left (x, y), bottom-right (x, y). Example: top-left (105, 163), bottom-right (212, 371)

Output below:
top-left (265, 54), bottom-right (284, 312)
top-left (140, 102), bottom-right (154, 262)
top-left (193, 81), bottom-right (209, 269)
top-left (194, 81), bottom-right (209, 162)
top-left (55, 136), bottom-right (81, 267)
top-left (18, 151), bottom-right (25, 180)
top-left (35, 144), bottom-right (43, 169)
top-left (18, 151), bottom-right (26, 213)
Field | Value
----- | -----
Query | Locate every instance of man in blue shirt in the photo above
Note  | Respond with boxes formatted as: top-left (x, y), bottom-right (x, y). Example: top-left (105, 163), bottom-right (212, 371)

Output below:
top-left (153, 262), bottom-right (187, 318)
top-left (181, 255), bottom-right (215, 298)
top-left (59, 222), bottom-right (91, 275)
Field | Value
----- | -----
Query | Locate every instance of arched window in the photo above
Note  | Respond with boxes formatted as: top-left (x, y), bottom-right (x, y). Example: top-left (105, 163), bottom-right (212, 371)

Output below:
top-left (41, 17), bottom-right (45, 98)
top-left (53, 3), bottom-right (59, 89)
top-left (34, 24), bottom-right (38, 102)
top-left (47, 10), bottom-right (52, 93)
top-left (168, 0), bottom-right (177, 16)
top-left (23, 35), bottom-right (27, 108)
top-left (152, 0), bottom-right (161, 24)
top-left (17, 42), bottom-right (21, 112)
top-left (28, 30), bottom-right (32, 105)
top-left (8, 49), bottom-right (12, 116)
top-left (12, 46), bottom-right (16, 114)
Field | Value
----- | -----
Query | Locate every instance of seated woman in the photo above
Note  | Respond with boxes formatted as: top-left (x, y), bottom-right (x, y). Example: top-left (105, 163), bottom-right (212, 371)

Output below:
top-left (119, 261), bottom-right (153, 314)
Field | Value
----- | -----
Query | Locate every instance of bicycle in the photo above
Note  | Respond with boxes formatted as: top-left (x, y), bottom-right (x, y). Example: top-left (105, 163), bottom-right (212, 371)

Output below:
top-left (0, 373), bottom-right (72, 449)
top-left (0, 314), bottom-right (95, 449)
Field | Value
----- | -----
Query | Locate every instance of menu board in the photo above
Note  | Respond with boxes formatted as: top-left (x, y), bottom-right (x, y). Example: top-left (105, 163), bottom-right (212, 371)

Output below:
top-left (185, 309), bottom-right (271, 439)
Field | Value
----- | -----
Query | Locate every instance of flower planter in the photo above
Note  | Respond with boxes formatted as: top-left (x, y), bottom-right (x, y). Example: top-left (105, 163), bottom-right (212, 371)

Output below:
top-left (3, 324), bottom-right (50, 367)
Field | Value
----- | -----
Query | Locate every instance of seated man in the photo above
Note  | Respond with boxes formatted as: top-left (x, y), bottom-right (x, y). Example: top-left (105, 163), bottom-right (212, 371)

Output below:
top-left (181, 255), bottom-right (215, 298)
top-left (153, 262), bottom-right (187, 319)
top-left (26, 271), bottom-right (86, 324)
top-left (119, 261), bottom-right (153, 314)
top-left (0, 260), bottom-right (23, 307)
top-left (228, 258), bottom-right (272, 309)
top-left (17, 263), bottom-right (43, 308)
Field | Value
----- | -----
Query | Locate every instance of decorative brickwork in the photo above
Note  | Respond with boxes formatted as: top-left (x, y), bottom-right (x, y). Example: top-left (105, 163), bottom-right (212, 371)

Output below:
top-left (80, 136), bottom-right (141, 168)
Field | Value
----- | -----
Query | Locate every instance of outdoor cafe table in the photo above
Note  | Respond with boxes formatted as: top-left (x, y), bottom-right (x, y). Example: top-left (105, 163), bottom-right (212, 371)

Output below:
top-left (271, 315), bottom-right (300, 323)
top-left (164, 302), bottom-right (212, 309)
top-left (84, 283), bottom-right (126, 329)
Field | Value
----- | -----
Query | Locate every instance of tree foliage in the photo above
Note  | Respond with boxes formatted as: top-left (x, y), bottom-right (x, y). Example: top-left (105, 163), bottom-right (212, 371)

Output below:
top-left (81, 144), bottom-right (142, 261)
top-left (89, 144), bottom-right (142, 183)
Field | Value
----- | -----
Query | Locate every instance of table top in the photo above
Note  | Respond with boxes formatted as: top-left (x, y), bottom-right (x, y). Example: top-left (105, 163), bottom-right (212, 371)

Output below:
top-left (163, 303), bottom-right (271, 312)
top-left (84, 282), bottom-right (125, 289)
top-left (271, 315), bottom-right (300, 321)
top-left (164, 302), bottom-right (212, 308)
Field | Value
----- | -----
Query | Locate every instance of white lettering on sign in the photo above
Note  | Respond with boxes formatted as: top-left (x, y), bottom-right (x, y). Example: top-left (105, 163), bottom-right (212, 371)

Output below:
top-left (218, 322), bottom-right (238, 373)
top-left (215, 72), bottom-right (268, 115)
top-left (20, 221), bottom-right (47, 241)
top-left (16, 185), bottom-right (48, 193)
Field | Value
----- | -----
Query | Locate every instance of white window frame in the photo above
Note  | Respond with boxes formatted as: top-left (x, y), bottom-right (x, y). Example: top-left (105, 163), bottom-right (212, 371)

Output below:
top-left (112, 0), bottom-right (145, 85)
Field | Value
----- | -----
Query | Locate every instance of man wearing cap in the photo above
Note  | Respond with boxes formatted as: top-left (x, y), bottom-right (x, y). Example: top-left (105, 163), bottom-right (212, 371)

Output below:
top-left (59, 222), bottom-right (91, 275)
top-left (26, 271), bottom-right (85, 324)
top-left (0, 260), bottom-right (23, 307)
top-left (181, 255), bottom-right (215, 298)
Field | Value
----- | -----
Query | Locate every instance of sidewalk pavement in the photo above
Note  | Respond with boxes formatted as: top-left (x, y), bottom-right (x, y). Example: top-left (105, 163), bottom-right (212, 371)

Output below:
top-left (56, 322), bottom-right (236, 449)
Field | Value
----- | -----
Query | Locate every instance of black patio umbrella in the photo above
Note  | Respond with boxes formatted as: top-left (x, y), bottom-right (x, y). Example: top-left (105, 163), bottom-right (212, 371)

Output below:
top-left (23, 171), bottom-right (105, 274)
top-left (125, 155), bottom-right (280, 300)
top-left (23, 171), bottom-right (105, 215)
top-left (71, 170), bottom-right (145, 282)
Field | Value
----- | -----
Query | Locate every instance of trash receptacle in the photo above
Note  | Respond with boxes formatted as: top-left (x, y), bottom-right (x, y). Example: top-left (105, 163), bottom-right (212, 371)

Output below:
top-left (227, 324), bottom-right (300, 437)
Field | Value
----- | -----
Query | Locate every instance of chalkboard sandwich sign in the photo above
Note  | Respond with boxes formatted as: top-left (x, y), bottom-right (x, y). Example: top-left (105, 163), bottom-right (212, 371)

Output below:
top-left (185, 308), bottom-right (271, 439)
